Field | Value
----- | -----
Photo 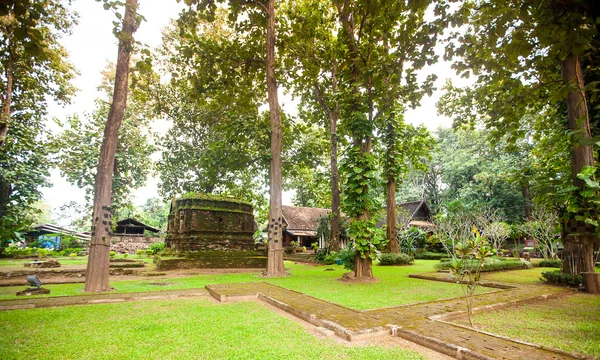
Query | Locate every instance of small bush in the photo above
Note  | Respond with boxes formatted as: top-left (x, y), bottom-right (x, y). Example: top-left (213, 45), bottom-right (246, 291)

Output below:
top-left (3, 247), bottom-right (34, 258)
top-left (136, 250), bottom-right (144, 256)
top-left (315, 248), bottom-right (329, 263)
top-left (145, 249), bottom-right (154, 256)
top-left (337, 248), bottom-right (356, 271)
top-left (414, 252), bottom-right (447, 260)
top-left (537, 259), bottom-right (561, 268)
top-left (378, 252), bottom-right (414, 266)
top-left (435, 258), bottom-right (531, 272)
top-left (109, 251), bottom-right (116, 258)
top-left (323, 251), bottom-right (338, 265)
top-left (123, 253), bottom-right (129, 258)
top-left (147, 242), bottom-right (165, 255)
top-left (541, 270), bottom-right (582, 287)
top-left (69, 253), bottom-right (77, 257)
top-left (284, 246), bottom-right (295, 254)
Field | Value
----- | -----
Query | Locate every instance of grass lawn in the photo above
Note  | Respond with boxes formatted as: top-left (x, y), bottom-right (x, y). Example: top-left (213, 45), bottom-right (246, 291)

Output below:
top-left (0, 299), bottom-right (426, 360)
top-left (452, 294), bottom-right (600, 358)
top-left (480, 267), bottom-right (547, 285)
top-left (0, 260), bottom-right (494, 309)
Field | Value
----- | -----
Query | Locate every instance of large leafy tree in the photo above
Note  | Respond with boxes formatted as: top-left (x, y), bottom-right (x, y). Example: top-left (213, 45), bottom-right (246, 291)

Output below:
top-left (280, 0), bottom-right (345, 250)
top-left (439, 0), bottom-right (600, 274)
top-left (379, 110), bottom-right (433, 253)
top-left (0, 0), bottom-right (77, 247)
top-left (333, 0), bottom-right (444, 279)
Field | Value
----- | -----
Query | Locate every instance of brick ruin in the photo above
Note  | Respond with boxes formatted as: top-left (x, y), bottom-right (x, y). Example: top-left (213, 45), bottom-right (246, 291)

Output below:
top-left (165, 194), bottom-right (256, 251)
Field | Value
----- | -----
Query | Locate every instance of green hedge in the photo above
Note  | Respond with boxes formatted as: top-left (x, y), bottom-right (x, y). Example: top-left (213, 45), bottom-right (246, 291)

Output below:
top-left (414, 252), bottom-right (447, 260)
top-left (537, 259), bottom-right (561, 268)
top-left (541, 270), bottom-right (582, 287)
top-left (2, 247), bottom-right (85, 258)
top-left (435, 258), bottom-right (532, 272)
top-left (378, 253), bottom-right (414, 266)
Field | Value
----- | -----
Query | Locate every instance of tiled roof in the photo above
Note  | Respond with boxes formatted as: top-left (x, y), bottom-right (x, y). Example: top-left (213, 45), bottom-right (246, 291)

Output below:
top-left (282, 206), bottom-right (330, 231)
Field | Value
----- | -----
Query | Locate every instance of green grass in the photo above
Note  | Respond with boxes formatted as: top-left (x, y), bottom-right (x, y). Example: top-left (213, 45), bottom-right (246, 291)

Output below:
top-left (0, 260), bottom-right (494, 309)
top-left (454, 294), bottom-right (600, 358)
top-left (480, 267), bottom-right (547, 285)
top-left (0, 299), bottom-right (426, 360)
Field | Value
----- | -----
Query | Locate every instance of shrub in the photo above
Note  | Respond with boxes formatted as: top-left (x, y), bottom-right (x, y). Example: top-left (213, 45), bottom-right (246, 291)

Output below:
top-left (147, 242), bottom-right (165, 255)
top-left (414, 252), bottom-right (447, 260)
top-left (109, 251), bottom-right (116, 258)
top-left (541, 270), bottom-right (582, 287)
top-left (123, 253), bottom-right (129, 258)
top-left (435, 258), bottom-right (532, 272)
top-left (3, 247), bottom-right (34, 258)
top-left (136, 250), bottom-right (144, 256)
top-left (69, 253), bottom-right (77, 257)
top-left (145, 249), bottom-right (154, 256)
top-left (284, 246), bottom-right (295, 254)
top-left (337, 247), bottom-right (356, 271)
top-left (378, 252), bottom-right (414, 266)
top-left (323, 251), bottom-right (338, 265)
top-left (537, 259), bottom-right (561, 268)
top-left (315, 248), bottom-right (329, 263)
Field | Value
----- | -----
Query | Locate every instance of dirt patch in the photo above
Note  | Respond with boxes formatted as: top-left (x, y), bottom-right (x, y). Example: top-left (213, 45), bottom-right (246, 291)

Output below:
top-left (145, 282), bottom-right (174, 286)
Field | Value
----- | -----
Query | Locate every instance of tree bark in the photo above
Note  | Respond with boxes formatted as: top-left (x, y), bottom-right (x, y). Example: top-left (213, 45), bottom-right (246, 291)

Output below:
top-left (0, 55), bottom-right (13, 148)
top-left (329, 111), bottom-right (341, 251)
top-left (329, 63), bottom-right (341, 252)
top-left (0, 53), bottom-right (13, 223)
top-left (521, 183), bottom-right (532, 220)
top-left (387, 175), bottom-right (398, 253)
top-left (561, 53), bottom-right (596, 275)
top-left (85, 0), bottom-right (138, 292)
top-left (264, 0), bottom-right (286, 277)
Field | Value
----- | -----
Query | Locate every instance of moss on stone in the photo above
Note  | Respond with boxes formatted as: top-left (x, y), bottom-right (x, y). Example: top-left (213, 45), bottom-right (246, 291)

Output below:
top-left (180, 192), bottom-right (252, 206)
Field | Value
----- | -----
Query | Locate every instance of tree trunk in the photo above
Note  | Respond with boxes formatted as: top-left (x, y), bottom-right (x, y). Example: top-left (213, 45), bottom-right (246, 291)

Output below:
top-left (84, 0), bottom-right (138, 293)
top-left (387, 175), bottom-right (398, 253)
top-left (354, 253), bottom-right (373, 278)
top-left (264, 0), bottom-right (286, 277)
top-left (0, 55), bottom-right (13, 148)
top-left (0, 55), bottom-right (12, 224)
top-left (521, 183), bottom-right (532, 220)
top-left (329, 109), bottom-right (340, 252)
top-left (561, 53), bottom-right (596, 275)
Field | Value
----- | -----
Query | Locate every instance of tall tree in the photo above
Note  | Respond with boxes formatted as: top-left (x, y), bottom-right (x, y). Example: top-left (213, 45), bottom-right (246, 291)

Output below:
top-left (333, 0), bottom-right (444, 278)
top-left (85, 0), bottom-right (140, 293)
top-left (0, 0), bottom-right (76, 247)
top-left (178, 0), bottom-right (286, 275)
top-left (280, 0), bottom-right (344, 250)
top-left (380, 110), bottom-right (432, 253)
top-left (439, 0), bottom-right (600, 275)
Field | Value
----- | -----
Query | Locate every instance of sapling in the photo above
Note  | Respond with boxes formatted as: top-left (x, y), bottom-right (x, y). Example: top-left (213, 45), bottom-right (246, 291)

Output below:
top-left (449, 227), bottom-right (493, 327)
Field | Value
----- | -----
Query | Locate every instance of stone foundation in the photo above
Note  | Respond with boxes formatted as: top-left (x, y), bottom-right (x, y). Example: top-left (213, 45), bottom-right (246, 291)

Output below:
top-left (110, 235), bottom-right (162, 254)
top-left (156, 250), bottom-right (266, 270)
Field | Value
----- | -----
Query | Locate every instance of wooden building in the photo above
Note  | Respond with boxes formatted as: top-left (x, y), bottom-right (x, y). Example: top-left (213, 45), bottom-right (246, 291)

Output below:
top-left (114, 218), bottom-right (161, 236)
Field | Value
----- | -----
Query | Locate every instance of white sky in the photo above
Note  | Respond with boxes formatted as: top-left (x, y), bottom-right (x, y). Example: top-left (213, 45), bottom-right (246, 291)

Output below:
top-left (43, 0), bottom-right (459, 224)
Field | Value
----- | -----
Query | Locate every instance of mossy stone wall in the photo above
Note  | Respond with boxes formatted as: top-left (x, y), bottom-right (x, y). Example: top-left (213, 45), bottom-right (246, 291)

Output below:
top-left (166, 195), bottom-right (256, 252)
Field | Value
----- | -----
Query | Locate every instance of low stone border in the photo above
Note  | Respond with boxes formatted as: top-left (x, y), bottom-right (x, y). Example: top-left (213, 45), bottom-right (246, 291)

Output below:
top-left (0, 288), bottom-right (209, 311)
